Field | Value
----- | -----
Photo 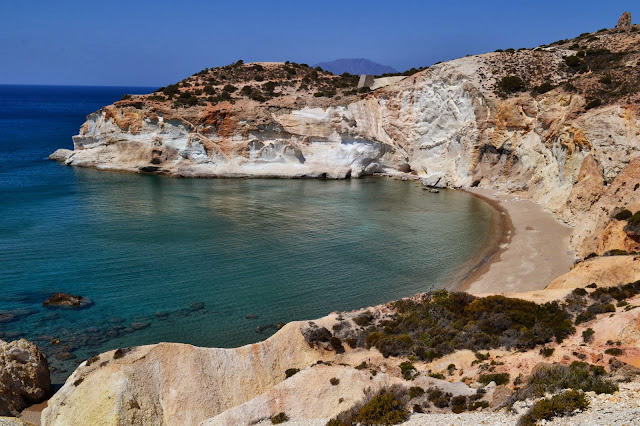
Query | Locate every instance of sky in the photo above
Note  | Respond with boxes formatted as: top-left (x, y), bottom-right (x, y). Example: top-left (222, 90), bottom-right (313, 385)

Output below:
top-left (1, 1), bottom-right (637, 87)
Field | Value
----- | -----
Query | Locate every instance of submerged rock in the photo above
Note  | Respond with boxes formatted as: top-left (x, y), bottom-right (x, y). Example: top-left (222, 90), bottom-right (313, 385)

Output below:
top-left (189, 302), bottom-right (205, 311)
top-left (0, 339), bottom-right (52, 417)
top-left (42, 293), bottom-right (92, 309)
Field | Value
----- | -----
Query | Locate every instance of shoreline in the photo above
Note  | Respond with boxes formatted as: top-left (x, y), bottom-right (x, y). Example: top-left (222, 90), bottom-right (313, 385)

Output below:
top-left (16, 182), bottom-right (573, 426)
top-left (460, 188), bottom-right (575, 295)
top-left (444, 188), bottom-right (514, 293)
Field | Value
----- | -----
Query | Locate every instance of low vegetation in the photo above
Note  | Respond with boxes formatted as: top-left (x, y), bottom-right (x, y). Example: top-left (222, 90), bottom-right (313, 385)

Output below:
top-left (327, 386), bottom-right (408, 426)
top-left (510, 361), bottom-right (618, 402)
top-left (271, 412), bottom-right (289, 424)
top-left (517, 390), bottom-right (589, 426)
top-left (362, 291), bottom-right (574, 361)
top-left (285, 368), bottom-right (300, 379)
top-left (498, 75), bottom-right (526, 94)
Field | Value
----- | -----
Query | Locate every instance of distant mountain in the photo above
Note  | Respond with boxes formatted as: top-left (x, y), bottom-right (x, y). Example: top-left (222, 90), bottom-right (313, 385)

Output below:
top-left (314, 58), bottom-right (398, 76)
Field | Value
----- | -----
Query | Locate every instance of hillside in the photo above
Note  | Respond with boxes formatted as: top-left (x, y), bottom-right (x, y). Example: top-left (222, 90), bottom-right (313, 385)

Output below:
top-left (315, 58), bottom-right (398, 76)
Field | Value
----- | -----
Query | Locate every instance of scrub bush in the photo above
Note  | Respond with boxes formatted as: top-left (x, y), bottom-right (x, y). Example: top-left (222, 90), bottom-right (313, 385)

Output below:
top-left (517, 390), bottom-right (588, 426)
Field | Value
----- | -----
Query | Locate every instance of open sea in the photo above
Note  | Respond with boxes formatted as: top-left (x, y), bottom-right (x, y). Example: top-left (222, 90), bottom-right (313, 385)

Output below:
top-left (0, 85), bottom-right (499, 383)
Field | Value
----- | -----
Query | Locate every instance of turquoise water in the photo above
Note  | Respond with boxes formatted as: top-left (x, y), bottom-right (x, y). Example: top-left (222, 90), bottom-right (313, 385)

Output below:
top-left (0, 85), bottom-right (498, 383)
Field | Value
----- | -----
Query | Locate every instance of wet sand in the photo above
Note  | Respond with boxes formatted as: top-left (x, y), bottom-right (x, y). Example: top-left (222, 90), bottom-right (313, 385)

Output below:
top-left (19, 400), bottom-right (46, 425)
top-left (461, 189), bottom-right (575, 294)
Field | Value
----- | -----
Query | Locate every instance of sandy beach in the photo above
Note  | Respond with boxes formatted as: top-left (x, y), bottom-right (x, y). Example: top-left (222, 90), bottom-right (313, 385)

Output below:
top-left (462, 189), bottom-right (575, 294)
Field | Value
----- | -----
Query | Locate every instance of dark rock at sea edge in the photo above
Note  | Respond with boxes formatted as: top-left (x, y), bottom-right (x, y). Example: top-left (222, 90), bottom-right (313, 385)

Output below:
top-left (42, 293), bottom-right (93, 309)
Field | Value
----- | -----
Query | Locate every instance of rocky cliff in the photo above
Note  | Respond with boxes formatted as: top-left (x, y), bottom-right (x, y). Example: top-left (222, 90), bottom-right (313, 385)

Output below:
top-left (51, 24), bottom-right (640, 257)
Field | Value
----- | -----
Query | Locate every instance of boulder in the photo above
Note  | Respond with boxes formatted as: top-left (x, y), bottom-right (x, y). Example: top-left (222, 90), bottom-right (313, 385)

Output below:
top-left (616, 12), bottom-right (632, 31)
top-left (0, 340), bottom-right (52, 417)
top-left (48, 149), bottom-right (73, 162)
top-left (42, 293), bottom-right (92, 308)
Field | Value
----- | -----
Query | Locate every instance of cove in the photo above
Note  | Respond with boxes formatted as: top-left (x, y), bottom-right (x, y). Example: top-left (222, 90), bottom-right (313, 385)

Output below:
top-left (0, 85), bottom-right (499, 383)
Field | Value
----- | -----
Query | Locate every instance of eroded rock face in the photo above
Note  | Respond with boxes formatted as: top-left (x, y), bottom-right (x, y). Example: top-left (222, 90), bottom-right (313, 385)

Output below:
top-left (0, 340), bottom-right (52, 417)
top-left (52, 46), bottom-right (640, 257)
top-left (41, 323), bottom-right (325, 426)
top-left (617, 12), bottom-right (632, 31)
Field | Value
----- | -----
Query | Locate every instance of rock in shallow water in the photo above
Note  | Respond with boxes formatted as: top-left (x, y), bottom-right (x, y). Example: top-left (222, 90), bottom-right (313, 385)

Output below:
top-left (42, 293), bottom-right (92, 309)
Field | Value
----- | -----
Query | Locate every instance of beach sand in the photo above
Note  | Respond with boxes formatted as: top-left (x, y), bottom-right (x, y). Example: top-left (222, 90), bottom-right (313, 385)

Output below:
top-left (462, 189), bottom-right (575, 294)
top-left (19, 400), bottom-right (46, 425)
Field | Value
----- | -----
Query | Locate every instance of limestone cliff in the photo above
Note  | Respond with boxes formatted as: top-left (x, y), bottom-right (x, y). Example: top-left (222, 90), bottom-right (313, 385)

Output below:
top-left (51, 26), bottom-right (640, 257)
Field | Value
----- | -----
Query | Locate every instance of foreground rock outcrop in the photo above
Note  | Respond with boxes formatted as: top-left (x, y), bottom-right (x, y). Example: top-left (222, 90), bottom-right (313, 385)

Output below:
top-left (0, 340), bottom-right (51, 417)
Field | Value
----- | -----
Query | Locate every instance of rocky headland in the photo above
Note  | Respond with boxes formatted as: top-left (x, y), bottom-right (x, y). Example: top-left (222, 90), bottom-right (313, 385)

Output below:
top-left (30, 12), bottom-right (640, 426)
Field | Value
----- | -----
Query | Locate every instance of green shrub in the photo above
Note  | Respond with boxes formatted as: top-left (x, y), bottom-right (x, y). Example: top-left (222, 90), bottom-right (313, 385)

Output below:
top-left (408, 386), bottom-right (425, 399)
top-left (599, 75), bottom-right (612, 85)
top-left (354, 390), bottom-right (409, 425)
top-left (499, 75), bottom-right (525, 93)
top-left (73, 377), bottom-right (84, 386)
top-left (615, 209), bottom-right (633, 220)
top-left (478, 373), bottom-right (510, 386)
top-left (540, 347), bottom-right (555, 358)
top-left (330, 377), bottom-right (340, 386)
top-left (582, 328), bottom-right (595, 343)
top-left (565, 55), bottom-right (582, 67)
top-left (120, 94), bottom-right (132, 101)
top-left (271, 412), bottom-right (288, 424)
top-left (330, 336), bottom-right (345, 354)
top-left (451, 395), bottom-right (467, 413)
top-left (469, 400), bottom-right (489, 411)
top-left (625, 212), bottom-right (640, 235)
top-left (605, 348), bottom-right (623, 356)
top-left (223, 84), bottom-right (237, 93)
top-left (399, 361), bottom-right (417, 380)
top-left (532, 82), bottom-right (554, 94)
top-left (513, 362), bottom-right (617, 401)
top-left (572, 288), bottom-right (588, 297)
top-left (429, 372), bottom-right (446, 380)
top-left (427, 387), bottom-right (443, 401)
top-left (585, 99), bottom-right (602, 110)
top-left (586, 283), bottom-right (598, 289)
top-left (517, 390), bottom-right (589, 426)
top-left (363, 291), bottom-right (574, 361)
top-left (285, 368), bottom-right (300, 379)
top-left (354, 311), bottom-right (374, 327)
top-left (85, 356), bottom-right (99, 366)
top-left (475, 352), bottom-right (490, 361)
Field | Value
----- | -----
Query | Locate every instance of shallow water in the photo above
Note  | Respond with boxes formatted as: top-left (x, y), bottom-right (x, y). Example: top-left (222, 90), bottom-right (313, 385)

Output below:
top-left (0, 85), bottom-right (498, 383)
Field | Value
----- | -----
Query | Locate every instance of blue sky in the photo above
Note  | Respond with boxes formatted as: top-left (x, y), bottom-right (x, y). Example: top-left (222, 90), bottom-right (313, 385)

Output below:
top-left (1, 1), bottom-right (636, 86)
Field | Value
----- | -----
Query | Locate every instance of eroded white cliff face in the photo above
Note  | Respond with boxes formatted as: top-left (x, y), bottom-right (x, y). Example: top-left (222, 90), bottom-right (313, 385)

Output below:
top-left (51, 51), bottom-right (640, 251)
